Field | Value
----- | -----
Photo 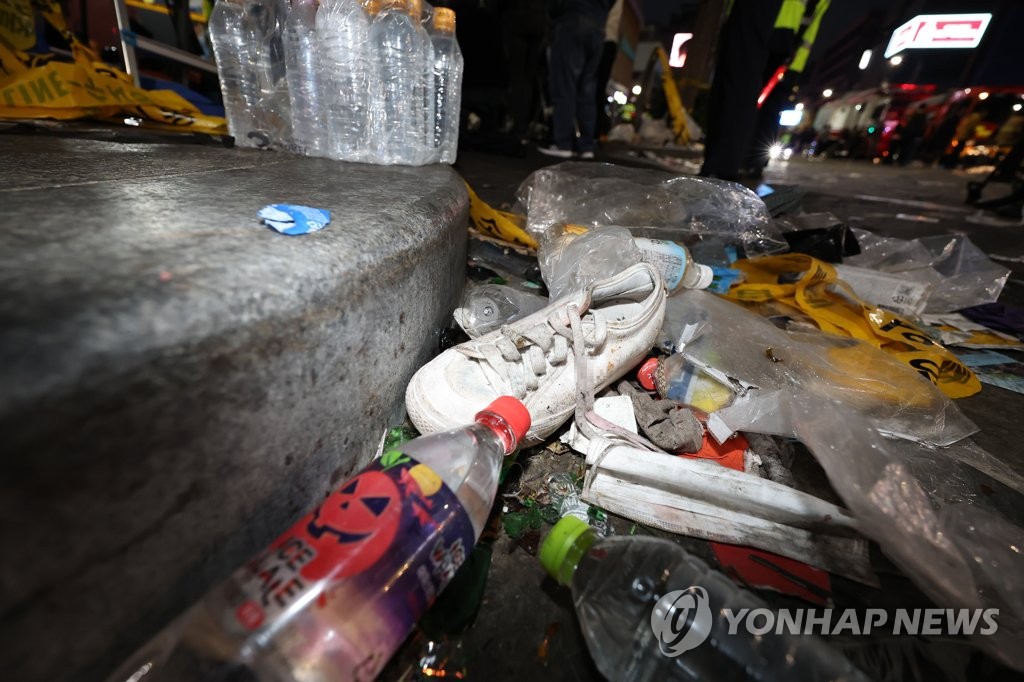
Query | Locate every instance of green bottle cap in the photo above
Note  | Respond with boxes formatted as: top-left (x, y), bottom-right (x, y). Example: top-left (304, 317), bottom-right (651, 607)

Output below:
top-left (540, 516), bottom-right (594, 586)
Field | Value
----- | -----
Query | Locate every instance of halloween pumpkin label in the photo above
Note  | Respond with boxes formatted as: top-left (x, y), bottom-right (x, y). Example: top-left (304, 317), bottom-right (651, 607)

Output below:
top-left (228, 453), bottom-right (474, 640)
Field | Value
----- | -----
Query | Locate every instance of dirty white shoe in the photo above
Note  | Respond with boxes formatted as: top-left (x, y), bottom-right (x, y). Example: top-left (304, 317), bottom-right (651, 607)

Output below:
top-left (406, 263), bottom-right (667, 445)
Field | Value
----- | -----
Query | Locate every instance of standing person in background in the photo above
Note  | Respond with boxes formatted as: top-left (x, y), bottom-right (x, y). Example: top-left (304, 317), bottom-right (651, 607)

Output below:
top-left (743, 0), bottom-right (829, 178)
top-left (540, 0), bottom-right (615, 159)
top-left (700, 0), bottom-right (785, 180)
top-left (502, 0), bottom-right (549, 152)
top-left (594, 0), bottom-right (624, 139)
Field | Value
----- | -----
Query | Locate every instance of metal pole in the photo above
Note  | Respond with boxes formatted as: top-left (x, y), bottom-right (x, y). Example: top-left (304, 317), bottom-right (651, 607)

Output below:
top-left (111, 0), bottom-right (140, 86)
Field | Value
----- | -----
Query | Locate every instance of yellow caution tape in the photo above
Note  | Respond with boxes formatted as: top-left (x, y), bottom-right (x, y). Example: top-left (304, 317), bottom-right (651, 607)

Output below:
top-left (465, 182), bottom-right (538, 250)
top-left (655, 46), bottom-right (690, 145)
top-left (0, 1), bottom-right (226, 135)
top-left (728, 254), bottom-right (981, 399)
top-left (0, 0), bottom-right (35, 51)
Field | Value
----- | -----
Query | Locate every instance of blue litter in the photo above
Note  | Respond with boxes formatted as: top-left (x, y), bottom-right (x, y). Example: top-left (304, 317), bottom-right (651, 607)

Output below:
top-left (258, 204), bottom-right (332, 236)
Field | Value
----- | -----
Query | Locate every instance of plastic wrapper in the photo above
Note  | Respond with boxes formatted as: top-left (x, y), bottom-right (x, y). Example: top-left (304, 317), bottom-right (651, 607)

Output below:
top-left (787, 400), bottom-right (1024, 671)
top-left (516, 162), bottom-right (786, 256)
top-left (452, 283), bottom-right (547, 338)
top-left (664, 290), bottom-right (977, 447)
top-left (538, 226), bottom-right (643, 299)
top-left (845, 230), bottom-right (1009, 313)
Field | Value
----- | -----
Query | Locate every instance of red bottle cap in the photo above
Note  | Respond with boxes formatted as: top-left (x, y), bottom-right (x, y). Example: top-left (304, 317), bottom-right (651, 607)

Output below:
top-left (637, 357), bottom-right (659, 391)
top-left (477, 396), bottom-right (531, 447)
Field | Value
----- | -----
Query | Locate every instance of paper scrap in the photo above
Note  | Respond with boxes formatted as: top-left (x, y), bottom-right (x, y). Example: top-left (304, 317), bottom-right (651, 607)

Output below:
top-left (258, 204), bottom-right (332, 236)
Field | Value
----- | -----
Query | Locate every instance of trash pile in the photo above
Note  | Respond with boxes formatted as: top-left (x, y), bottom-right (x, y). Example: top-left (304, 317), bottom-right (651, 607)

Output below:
top-left (109, 162), bottom-right (1024, 682)
top-left (210, 0), bottom-right (462, 163)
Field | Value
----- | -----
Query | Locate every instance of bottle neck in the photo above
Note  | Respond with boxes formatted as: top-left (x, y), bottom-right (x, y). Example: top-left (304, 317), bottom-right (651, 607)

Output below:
top-left (474, 412), bottom-right (518, 454)
top-left (557, 527), bottom-right (597, 586)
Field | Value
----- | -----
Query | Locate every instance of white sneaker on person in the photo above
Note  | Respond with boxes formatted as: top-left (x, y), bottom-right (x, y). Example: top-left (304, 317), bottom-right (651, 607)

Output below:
top-left (538, 145), bottom-right (574, 159)
top-left (406, 263), bottom-right (667, 445)
top-left (580, 151), bottom-right (595, 159)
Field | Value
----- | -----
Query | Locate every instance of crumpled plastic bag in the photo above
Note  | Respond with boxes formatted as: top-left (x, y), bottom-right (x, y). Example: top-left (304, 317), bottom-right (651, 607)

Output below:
top-left (845, 230), bottom-right (1009, 313)
top-left (787, 399), bottom-right (1024, 672)
top-left (515, 162), bottom-right (786, 256)
top-left (664, 290), bottom-right (977, 447)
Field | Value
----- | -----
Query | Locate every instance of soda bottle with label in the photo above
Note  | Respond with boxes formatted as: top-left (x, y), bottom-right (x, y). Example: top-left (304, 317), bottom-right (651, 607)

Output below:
top-left (109, 397), bottom-right (530, 682)
top-left (540, 516), bottom-right (867, 682)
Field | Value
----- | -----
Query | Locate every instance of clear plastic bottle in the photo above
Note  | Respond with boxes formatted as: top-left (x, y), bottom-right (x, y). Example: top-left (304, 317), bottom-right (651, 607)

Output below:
top-left (540, 517), bottom-right (867, 682)
top-left (637, 355), bottom-right (736, 414)
top-left (539, 226), bottom-right (714, 299)
top-left (428, 8), bottom-right (463, 164)
top-left (284, 0), bottom-right (326, 156)
top-left (210, 0), bottom-right (292, 149)
top-left (107, 397), bottom-right (531, 682)
top-left (452, 282), bottom-right (547, 338)
top-left (408, 0), bottom-right (433, 164)
top-left (317, 0), bottom-right (374, 161)
top-left (368, 0), bottom-right (425, 164)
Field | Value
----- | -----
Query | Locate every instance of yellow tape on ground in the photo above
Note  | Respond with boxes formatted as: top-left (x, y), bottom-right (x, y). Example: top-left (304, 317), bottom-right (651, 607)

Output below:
top-left (728, 254), bottom-right (981, 399)
top-left (465, 182), bottom-right (538, 250)
top-left (0, 1), bottom-right (225, 134)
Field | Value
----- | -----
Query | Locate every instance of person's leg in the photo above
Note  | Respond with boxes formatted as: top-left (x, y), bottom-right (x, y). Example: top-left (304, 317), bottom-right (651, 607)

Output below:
top-left (701, 0), bottom-right (784, 180)
top-left (575, 27), bottom-right (605, 153)
top-left (547, 21), bottom-right (584, 152)
top-left (594, 40), bottom-right (619, 137)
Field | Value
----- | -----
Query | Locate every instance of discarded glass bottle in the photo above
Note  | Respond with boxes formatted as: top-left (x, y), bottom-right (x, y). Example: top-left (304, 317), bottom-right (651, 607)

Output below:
top-left (540, 516), bottom-right (867, 682)
top-left (109, 397), bottom-right (530, 682)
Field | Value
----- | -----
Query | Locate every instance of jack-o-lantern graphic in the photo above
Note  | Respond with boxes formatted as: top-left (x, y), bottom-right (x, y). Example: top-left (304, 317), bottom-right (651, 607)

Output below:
top-left (304, 470), bottom-right (402, 579)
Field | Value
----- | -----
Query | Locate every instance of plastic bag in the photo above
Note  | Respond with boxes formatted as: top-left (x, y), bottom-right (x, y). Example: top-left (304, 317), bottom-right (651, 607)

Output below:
top-left (516, 162), bottom-right (786, 256)
top-left (787, 400), bottom-right (1024, 672)
top-left (664, 290), bottom-right (978, 447)
top-left (845, 230), bottom-right (1009, 313)
top-left (537, 227), bottom-right (643, 299)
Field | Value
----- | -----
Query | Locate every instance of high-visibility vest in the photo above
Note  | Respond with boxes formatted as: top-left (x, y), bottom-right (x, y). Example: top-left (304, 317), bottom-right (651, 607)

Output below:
top-left (790, 0), bottom-right (830, 73)
top-left (774, 0), bottom-right (806, 31)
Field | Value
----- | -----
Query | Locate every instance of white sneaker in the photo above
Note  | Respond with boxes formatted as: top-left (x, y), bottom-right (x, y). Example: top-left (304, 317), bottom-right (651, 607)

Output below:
top-left (406, 263), bottom-right (667, 445)
top-left (580, 151), bottom-right (595, 160)
top-left (538, 145), bottom-right (574, 159)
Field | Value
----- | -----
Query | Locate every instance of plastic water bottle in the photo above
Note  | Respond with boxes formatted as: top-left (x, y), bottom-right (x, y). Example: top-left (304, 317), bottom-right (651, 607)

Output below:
top-left (412, 0), bottom-right (434, 165)
top-left (317, 0), bottom-right (374, 161)
top-left (637, 356), bottom-right (736, 414)
top-left (210, 0), bottom-right (291, 149)
top-left (428, 7), bottom-right (463, 164)
top-left (540, 226), bottom-right (714, 299)
top-left (107, 397), bottom-right (531, 682)
top-left (209, 0), bottom-right (260, 145)
top-left (452, 282), bottom-right (547, 338)
top-left (368, 0), bottom-right (425, 164)
top-left (540, 517), bottom-right (868, 682)
top-left (284, 0), bottom-right (326, 156)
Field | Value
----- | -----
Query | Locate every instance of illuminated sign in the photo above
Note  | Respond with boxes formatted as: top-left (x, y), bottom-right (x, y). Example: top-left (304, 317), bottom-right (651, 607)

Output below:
top-left (669, 33), bottom-right (693, 68)
top-left (884, 13), bottom-right (992, 58)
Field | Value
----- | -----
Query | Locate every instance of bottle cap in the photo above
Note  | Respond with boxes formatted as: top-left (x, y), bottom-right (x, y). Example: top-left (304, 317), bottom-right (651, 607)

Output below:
top-left (362, 0), bottom-right (383, 14)
top-left (476, 396), bottom-right (531, 448)
top-left (406, 0), bottom-right (422, 19)
top-left (637, 357), bottom-right (659, 391)
top-left (691, 264), bottom-right (715, 290)
top-left (434, 7), bottom-right (456, 32)
top-left (540, 516), bottom-right (593, 585)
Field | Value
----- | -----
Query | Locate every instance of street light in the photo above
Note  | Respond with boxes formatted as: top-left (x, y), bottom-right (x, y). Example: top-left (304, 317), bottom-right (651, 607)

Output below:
top-left (823, 88), bottom-right (833, 98)
top-left (890, 55), bottom-right (903, 66)
top-left (1014, 104), bottom-right (1022, 112)
top-left (631, 84), bottom-right (642, 96)
top-left (978, 91), bottom-right (990, 100)
top-left (858, 49), bottom-right (872, 70)
top-left (795, 102), bottom-right (804, 111)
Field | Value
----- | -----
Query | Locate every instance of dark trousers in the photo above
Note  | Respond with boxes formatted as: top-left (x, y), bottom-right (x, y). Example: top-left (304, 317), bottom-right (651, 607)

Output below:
top-left (594, 40), bottom-right (619, 136)
top-left (549, 19), bottom-right (605, 152)
top-left (701, 0), bottom-right (784, 180)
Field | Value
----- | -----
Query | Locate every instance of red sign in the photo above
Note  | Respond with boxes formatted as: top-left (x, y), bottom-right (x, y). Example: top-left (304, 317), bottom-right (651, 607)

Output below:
top-left (885, 13), bottom-right (992, 58)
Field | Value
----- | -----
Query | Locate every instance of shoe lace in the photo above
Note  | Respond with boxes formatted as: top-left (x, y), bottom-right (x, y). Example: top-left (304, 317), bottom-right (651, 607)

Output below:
top-left (470, 300), bottom-right (607, 399)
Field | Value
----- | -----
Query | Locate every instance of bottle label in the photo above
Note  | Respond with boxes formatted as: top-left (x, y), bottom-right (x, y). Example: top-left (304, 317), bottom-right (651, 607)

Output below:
top-left (227, 452), bottom-right (474, 668)
top-left (634, 238), bottom-right (688, 290)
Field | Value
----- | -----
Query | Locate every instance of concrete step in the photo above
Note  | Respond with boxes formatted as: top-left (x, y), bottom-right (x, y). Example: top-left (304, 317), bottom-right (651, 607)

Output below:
top-left (0, 135), bottom-right (467, 681)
